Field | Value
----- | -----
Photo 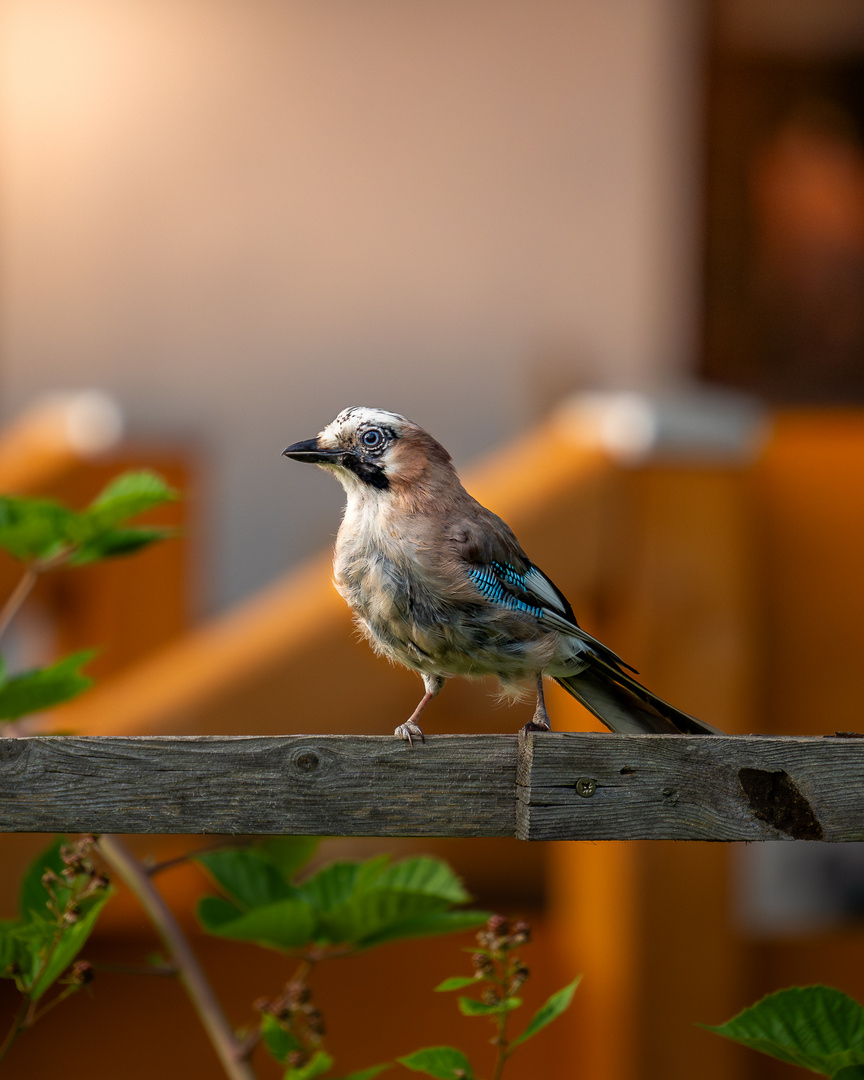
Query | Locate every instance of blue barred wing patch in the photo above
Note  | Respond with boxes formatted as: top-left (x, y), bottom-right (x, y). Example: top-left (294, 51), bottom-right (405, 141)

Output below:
top-left (467, 559), bottom-right (637, 672)
top-left (467, 562), bottom-right (545, 620)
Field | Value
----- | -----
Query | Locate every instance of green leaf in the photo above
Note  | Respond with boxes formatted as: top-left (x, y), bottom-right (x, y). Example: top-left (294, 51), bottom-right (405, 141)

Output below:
top-left (397, 1047), bottom-right (475, 1079)
top-left (197, 897), bottom-right (317, 950)
top-left (11, 837), bottom-right (112, 1000)
top-left (458, 995), bottom-right (521, 1016)
top-left (285, 1050), bottom-right (334, 1079)
top-left (297, 856), bottom-right (478, 947)
top-left (0, 919), bottom-right (21, 978)
top-left (260, 1013), bottom-right (303, 1063)
top-left (196, 848), bottom-right (297, 910)
top-left (27, 889), bottom-right (111, 1000)
top-left (435, 976), bottom-right (480, 992)
top-left (296, 860), bottom-right (371, 915)
top-left (0, 497), bottom-right (74, 561)
top-left (371, 857), bottom-right (471, 906)
top-left (0, 651), bottom-right (96, 721)
top-left (19, 837), bottom-right (66, 922)
top-left (261, 836), bottom-right (320, 880)
top-left (69, 526), bottom-right (177, 565)
top-left (510, 976), bottom-right (581, 1048)
top-left (319, 889), bottom-right (450, 946)
top-left (333, 1066), bottom-right (391, 1080)
top-left (354, 910), bottom-right (490, 951)
top-left (834, 1069), bottom-right (864, 1079)
top-left (706, 986), bottom-right (864, 1075)
top-left (196, 896), bottom-right (245, 931)
top-left (80, 471), bottom-right (178, 533)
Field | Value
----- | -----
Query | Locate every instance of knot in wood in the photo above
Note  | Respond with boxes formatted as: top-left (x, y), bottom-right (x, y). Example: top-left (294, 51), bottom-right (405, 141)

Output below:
top-left (292, 750), bottom-right (320, 774)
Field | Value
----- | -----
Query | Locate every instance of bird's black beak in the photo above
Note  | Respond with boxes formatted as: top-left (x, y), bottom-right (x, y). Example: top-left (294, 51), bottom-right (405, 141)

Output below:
top-left (282, 437), bottom-right (343, 464)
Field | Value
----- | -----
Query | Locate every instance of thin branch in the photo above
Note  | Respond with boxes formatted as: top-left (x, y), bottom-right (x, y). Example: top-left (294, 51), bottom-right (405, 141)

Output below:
top-left (0, 566), bottom-right (39, 643)
top-left (97, 835), bottom-right (258, 1080)
top-left (145, 840), bottom-right (246, 877)
top-left (91, 962), bottom-right (179, 977)
top-left (0, 996), bottom-right (31, 1064)
top-left (31, 983), bottom-right (81, 1025)
top-left (0, 546), bottom-right (75, 646)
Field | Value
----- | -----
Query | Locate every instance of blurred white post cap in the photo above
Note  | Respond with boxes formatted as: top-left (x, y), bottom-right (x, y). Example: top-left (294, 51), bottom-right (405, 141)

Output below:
top-left (554, 387), bottom-right (768, 465)
top-left (0, 390), bottom-right (125, 492)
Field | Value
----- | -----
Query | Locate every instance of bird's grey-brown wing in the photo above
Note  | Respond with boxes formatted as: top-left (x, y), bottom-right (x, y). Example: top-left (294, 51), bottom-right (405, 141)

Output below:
top-left (447, 505), bottom-right (636, 672)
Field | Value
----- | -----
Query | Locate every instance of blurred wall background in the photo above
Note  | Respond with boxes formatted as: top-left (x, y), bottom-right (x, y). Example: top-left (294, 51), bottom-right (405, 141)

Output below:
top-left (0, 0), bottom-right (705, 610)
top-left (3, 4), bottom-right (864, 1077)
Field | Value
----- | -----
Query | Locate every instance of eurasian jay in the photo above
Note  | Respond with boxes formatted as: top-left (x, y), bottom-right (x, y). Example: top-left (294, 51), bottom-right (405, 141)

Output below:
top-left (283, 407), bottom-right (720, 743)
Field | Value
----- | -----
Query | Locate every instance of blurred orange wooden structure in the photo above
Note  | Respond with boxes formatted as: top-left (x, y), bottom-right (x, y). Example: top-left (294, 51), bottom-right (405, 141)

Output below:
top-left (1, 404), bottom-right (864, 1078)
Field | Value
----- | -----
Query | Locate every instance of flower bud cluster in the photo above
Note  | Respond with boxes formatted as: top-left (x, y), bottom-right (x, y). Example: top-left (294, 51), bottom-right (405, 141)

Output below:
top-left (469, 914), bottom-right (533, 1006)
top-left (41, 836), bottom-right (110, 926)
top-left (256, 974), bottom-right (325, 1068)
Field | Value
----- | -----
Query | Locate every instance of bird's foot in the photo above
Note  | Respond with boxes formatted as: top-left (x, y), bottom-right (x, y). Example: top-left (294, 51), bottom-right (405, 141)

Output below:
top-left (521, 719), bottom-right (552, 734)
top-left (395, 720), bottom-right (426, 747)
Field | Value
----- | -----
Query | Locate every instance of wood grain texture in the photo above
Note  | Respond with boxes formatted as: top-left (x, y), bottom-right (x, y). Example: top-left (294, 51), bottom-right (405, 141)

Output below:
top-left (0, 734), bottom-right (516, 836)
top-left (2, 733), bottom-right (863, 839)
top-left (516, 733), bottom-right (864, 841)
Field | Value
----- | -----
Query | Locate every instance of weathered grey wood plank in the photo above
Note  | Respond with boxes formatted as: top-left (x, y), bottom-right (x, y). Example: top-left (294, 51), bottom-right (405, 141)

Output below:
top-left (2, 733), bottom-right (863, 839)
top-left (516, 733), bottom-right (864, 841)
top-left (0, 735), bottom-right (517, 836)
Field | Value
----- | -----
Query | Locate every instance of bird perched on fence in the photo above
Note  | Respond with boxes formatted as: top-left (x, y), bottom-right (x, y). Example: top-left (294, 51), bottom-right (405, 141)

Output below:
top-left (283, 407), bottom-right (721, 744)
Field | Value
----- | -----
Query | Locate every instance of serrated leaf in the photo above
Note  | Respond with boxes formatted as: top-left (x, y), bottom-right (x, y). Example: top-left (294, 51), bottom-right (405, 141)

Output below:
top-left (358, 909), bottom-right (489, 951)
top-left (196, 848), bottom-right (296, 910)
top-left (706, 986), bottom-right (864, 1074)
top-left (296, 861), bottom-right (366, 915)
top-left (458, 995), bottom-right (521, 1016)
top-left (371, 857), bottom-right (471, 906)
top-left (260, 1013), bottom-right (303, 1064)
top-left (397, 1046), bottom-right (475, 1079)
top-left (435, 976), bottom-right (480, 992)
top-left (0, 497), bottom-right (74, 561)
top-left (197, 897), bottom-right (316, 950)
top-left (285, 1050), bottom-right (334, 1079)
top-left (318, 887), bottom-right (452, 946)
top-left (510, 976), bottom-right (581, 1048)
top-left (299, 855), bottom-right (477, 947)
top-left (0, 651), bottom-right (95, 721)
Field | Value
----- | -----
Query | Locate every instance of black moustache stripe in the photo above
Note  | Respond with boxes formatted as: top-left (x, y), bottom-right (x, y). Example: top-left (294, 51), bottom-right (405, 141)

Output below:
top-left (343, 456), bottom-right (389, 491)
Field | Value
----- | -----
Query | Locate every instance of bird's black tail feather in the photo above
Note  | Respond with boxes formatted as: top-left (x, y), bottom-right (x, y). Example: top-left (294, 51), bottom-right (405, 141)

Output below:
top-left (554, 665), bottom-right (721, 735)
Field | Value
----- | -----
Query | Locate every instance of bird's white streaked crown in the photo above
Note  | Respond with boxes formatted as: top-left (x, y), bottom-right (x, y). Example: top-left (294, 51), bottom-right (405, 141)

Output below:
top-left (317, 406), bottom-right (412, 449)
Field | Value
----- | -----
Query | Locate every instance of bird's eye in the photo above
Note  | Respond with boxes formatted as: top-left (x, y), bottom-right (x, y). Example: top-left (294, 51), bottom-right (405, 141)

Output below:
top-left (361, 428), bottom-right (384, 450)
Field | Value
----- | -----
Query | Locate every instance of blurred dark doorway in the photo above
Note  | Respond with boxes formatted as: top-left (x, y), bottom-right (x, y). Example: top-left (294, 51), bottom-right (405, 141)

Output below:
top-left (702, 0), bottom-right (864, 402)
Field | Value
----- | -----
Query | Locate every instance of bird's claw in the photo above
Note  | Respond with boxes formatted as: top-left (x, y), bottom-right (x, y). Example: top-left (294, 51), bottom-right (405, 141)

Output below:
top-left (521, 719), bottom-right (552, 734)
top-left (395, 721), bottom-right (426, 747)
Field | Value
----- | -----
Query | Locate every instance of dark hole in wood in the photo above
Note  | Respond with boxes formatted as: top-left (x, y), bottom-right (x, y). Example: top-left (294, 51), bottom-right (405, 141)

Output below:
top-left (620, 766), bottom-right (636, 775)
top-left (738, 767), bottom-right (824, 840)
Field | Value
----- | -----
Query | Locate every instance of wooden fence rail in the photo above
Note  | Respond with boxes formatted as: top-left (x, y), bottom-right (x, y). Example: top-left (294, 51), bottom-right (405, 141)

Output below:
top-left (2, 733), bottom-right (862, 840)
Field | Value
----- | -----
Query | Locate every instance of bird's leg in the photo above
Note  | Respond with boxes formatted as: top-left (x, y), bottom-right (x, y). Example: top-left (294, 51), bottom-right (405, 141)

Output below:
top-left (395, 674), bottom-right (444, 746)
top-left (521, 674), bottom-right (553, 734)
